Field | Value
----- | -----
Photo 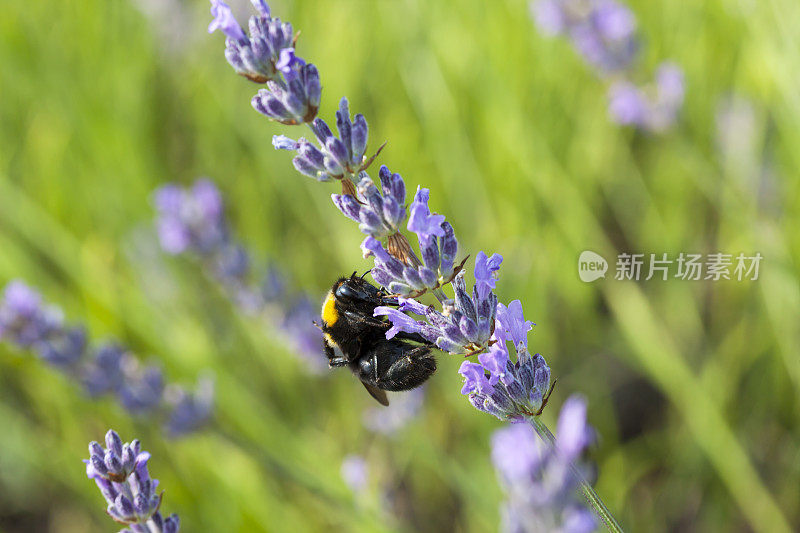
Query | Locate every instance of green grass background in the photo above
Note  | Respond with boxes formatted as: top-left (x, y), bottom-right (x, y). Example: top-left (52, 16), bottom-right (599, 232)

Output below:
top-left (1, 0), bottom-right (799, 531)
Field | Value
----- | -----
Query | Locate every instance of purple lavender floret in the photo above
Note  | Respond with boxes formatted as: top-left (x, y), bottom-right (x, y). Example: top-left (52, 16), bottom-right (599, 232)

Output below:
top-left (83, 343), bottom-right (130, 397)
top-left (85, 430), bottom-right (180, 532)
top-left (608, 62), bottom-right (685, 132)
top-left (374, 252), bottom-right (500, 354)
top-left (458, 299), bottom-right (553, 420)
top-left (252, 63), bottom-right (321, 125)
top-left (274, 97), bottom-right (372, 180)
top-left (359, 212), bottom-right (459, 297)
top-left (492, 397), bottom-right (597, 532)
top-left (36, 325), bottom-right (87, 370)
top-left (208, 0), bottom-right (293, 84)
top-left (155, 180), bottom-right (228, 256)
top-left (118, 363), bottom-right (166, 415)
top-left (331, 165), bottom-right (407, 239)
top-left (0, 281), bottom-right (62, 347)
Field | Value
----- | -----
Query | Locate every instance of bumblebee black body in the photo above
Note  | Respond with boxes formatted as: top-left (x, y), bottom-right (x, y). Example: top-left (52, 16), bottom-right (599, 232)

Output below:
top-left (320, 273), bottom-right (437, 406)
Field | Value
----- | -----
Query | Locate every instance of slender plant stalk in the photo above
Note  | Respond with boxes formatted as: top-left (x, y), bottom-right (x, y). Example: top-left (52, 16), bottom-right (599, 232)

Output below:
top-left (527, 415), bottom-right (624, 533)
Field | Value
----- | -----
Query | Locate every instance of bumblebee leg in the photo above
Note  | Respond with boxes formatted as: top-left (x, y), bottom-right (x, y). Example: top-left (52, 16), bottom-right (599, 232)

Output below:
top-left (328, 356), bottom-right (348, 368)
top-left (343, 309), bottom-right (390, 330)
top-left (379, 346), bottom-right (436, 391)
top-left (392, 330), bottom-right (435, 346)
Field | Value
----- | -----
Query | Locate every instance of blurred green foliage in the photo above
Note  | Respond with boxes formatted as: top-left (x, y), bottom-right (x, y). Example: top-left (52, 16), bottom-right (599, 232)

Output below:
top-left (1, 0), bottom-right (799, 531)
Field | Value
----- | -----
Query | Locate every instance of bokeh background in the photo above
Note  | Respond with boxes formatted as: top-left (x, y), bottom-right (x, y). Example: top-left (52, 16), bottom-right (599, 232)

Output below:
top-left (1, 0), bottom-right (799, 531)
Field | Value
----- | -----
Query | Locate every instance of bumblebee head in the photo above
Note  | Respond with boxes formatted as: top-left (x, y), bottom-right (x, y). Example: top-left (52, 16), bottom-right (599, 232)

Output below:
top-left (321, 273), bottom-right (397, 329)
top-left (335, 273), bottom-right (397, 306)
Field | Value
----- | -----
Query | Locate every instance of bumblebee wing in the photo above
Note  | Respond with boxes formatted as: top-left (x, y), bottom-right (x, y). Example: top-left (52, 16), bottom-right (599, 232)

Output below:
top-left (361, 381), bottom-right (389, 406)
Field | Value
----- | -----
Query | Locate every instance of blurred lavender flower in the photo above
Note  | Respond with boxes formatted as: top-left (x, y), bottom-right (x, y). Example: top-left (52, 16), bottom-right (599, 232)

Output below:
top-left (83, 343), bottom-right (129, 397)
top-left (0, 281), bottom-right (62, 348)
top-left (363, 387), bottom-right (425, 435)
top-left (340, 454), bottom-right (369, 494)
top-left (0, 281), bottom-right (212, 436)
top-left (85, 430), bottom-right (180, 532)
top-left (532, 0), bottom-right (637, 74)
top-left (155, 179), bottom-right (227, 256)
top-left (118, 361), bottom-right (166, 415)
top-left (36, 326), bottom-right (87, 370)
top-left (153, 179), bottom-right (326, 373)
top-left (492, 396), bottom-right (596, 532)
top-left (164, 376), bottom-right (215, 437)
top-left (531, 0), bottom-right (684, 132)
top-left (608, 62), bottom-right (685, 132)
top-left (570, 1), bottom-right (638, 73)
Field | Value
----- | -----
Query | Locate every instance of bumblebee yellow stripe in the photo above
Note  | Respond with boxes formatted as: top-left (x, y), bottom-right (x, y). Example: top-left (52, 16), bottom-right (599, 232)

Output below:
top-left (321, 293), bottom-right (339, 326)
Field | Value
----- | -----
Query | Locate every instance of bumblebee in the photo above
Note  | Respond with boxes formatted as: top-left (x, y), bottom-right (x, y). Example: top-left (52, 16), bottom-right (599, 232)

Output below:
top-left (320, 272), bottom-right (437, 406)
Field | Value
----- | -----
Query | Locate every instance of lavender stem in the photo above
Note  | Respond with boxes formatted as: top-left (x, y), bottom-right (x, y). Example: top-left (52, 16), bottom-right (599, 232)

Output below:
top-left (527, 415), bottom-right (624, 533)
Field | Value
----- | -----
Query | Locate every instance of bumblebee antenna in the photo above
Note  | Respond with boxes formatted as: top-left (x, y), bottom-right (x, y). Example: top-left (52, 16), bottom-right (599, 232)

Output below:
top-left (360, 269), bottom-right (372, 280)
top-left (312, 320), bottom-right (323, 331)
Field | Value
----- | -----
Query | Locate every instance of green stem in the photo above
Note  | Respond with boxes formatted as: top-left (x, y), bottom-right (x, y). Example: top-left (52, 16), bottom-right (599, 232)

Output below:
top-left (526, 415), bottom-right (624, 533)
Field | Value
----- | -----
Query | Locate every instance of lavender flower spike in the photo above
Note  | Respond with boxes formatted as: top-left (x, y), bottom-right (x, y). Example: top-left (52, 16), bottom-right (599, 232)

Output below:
top-left (153, 179), bottom-right (327, 373)
top-left (0, 281), bottom-right (212, 435)
top-left (531, 0), bottom-right (684, 133)
top-left (492, 397), bottom-right (597, 532)
top-left (205, 2), bottom-right (623, 527)
top-left (85, 430), bottom-right (180, 532)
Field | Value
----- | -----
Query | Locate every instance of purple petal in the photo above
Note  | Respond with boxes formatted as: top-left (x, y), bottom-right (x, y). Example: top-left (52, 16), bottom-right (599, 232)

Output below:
top-left (208, 0), bottom-right (247, 42)
top-left (458, 361), bottom-right (495, 395)
top-left (373, 306), bottom-right (423, 339)
top-left (496, 300), bottom-right (534, 348)
top-left (407, 187), bottom-right (445, 237)
top-left (556, 395), bottom-right (592, 461)
top-left (272, 134), bottom-right (299, 150)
